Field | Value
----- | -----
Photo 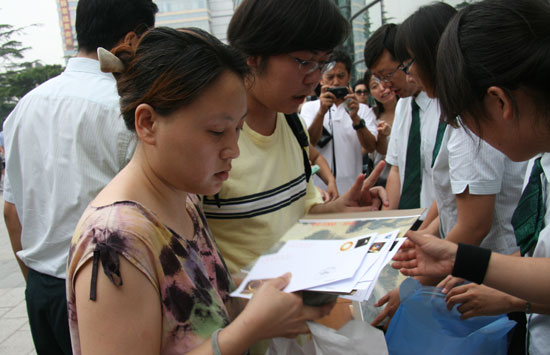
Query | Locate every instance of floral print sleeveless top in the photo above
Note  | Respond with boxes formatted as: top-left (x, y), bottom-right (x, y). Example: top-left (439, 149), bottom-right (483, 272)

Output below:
top-left (66, 195), bottom-right (238, 354)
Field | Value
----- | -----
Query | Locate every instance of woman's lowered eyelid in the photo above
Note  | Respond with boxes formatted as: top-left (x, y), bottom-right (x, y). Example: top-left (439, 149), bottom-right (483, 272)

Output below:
top-left (209, 130), bottom-right (224, 136)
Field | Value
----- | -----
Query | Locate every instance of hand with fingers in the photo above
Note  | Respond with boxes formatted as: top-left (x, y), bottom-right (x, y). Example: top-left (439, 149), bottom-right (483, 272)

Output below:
top-left (309, 160), bottom-right (389, 213)
top-left (237, 273), bottom-right (334, 341)
top-left (370, 288), bottom-right (400, 331)
top-left (377, 121), bottom-right (391, 137)
top-left (319, 85), bottom-right (336, 114)
top-left (392, 231), bottom-right (457, 279)
top-left (437, 275), bottom-right (466, 295)
top-left (344, 90), bottom-right (360, 118)
top-left (357, 160), bottom-right (389, 209)
top-left (324, 181), bottom-right (339, 202)
top-left (444, 283), bottom-right (518, 320)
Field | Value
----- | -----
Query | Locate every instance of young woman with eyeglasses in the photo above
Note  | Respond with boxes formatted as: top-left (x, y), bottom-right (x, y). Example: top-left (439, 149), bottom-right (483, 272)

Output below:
top-left (393, 0), bottom-right (550, 353)
top-left (395, 0), bottom-right (527, 262)
top-left (372, 3), bottom-right (529, 341)
top-left (203, 0), bottom-right (388, 279)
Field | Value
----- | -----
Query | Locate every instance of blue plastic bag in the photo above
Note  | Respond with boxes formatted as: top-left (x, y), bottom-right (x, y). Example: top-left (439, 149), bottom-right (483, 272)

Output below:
top-left (385, 278), bottom-right (516, 355)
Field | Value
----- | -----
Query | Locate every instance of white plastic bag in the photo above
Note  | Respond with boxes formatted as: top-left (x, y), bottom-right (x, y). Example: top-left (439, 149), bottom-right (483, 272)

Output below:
top-left (266, 320), bottom-right (388, 355)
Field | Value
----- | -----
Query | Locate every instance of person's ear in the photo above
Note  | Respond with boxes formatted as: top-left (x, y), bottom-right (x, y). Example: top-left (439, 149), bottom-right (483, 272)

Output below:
top-left (246, 56), bottom-right (260, 68)
top-left (486, 86), bottom-right (514, 122)
top-left (246, 56), bottom-right (263, 75)
top-left (135, 104), bottom-right (157, 145)
top-left (123, 31), bottom-right (139, 48)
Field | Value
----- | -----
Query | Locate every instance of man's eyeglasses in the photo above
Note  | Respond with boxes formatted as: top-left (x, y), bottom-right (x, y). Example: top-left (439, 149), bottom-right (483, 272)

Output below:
top-left (288, 54), bottom-right (333, 74)
top-left (374, 58), bottom-right (416, 82)
top-left (355, 90), bottom-right (368, 95)
top-left (374, 63), bottom-right (401, 83)
top-left (399, 58), bottom-right (415, 75)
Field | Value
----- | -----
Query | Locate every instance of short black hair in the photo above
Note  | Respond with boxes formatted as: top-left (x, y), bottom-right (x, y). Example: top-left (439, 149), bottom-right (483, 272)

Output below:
top-left (363, 23), bottom-right (398, 68)
top-left (228, 0), bottom-right (349, 58)
top-left (436, 0), bottom-right (550, 130)
top-left (76, 0), bottom-right (158, 52)
top-left (394, 2), bottom-right (457, 93)
top-left (328, 49), bottom-right (352, 74)
top-left (353, 79), bottom-right (365, 91)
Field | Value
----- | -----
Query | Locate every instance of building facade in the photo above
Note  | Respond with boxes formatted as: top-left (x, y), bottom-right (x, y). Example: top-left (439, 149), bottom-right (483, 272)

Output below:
top-left (55, 0), bottom-right (235, 59)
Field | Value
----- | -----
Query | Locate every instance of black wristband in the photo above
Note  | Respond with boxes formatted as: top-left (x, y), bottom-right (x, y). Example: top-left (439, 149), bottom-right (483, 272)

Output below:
top-left (353, 119), bottom-right (366, 130)
top-left (451, 243), bottom-right (492, 284)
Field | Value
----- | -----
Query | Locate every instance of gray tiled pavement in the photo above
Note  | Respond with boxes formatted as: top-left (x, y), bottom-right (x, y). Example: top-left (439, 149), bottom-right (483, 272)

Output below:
top-left (0, 193), bottom-right (36, 355)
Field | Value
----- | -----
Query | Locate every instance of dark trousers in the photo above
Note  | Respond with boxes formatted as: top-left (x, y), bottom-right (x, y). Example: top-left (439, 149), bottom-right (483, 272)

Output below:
top-left (25, 269), bottom-right (72, 355)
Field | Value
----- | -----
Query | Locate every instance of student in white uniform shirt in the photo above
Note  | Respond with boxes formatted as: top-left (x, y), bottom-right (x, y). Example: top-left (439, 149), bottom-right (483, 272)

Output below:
top-left (395, 2), bottom-right (527, 256)
top-left (384, 91), bottom-right (439, 210)
top-left (371, 3), bottom-right (529, 336)
top-left (363, 23), bottom-right (440, 330)
top-left (301, 49), bottom-right (378, 193)
top-left (394, 5), bottom-right (530, 351)
top-left (392, 1), bottom-right (550, 354)
top-left (363, 24), bottom-right (438, 218)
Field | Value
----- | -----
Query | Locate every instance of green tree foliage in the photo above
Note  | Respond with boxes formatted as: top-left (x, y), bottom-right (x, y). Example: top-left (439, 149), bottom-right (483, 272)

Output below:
top-left (363, 9), bottom-right (372, 39)
top-left (0, 24), bottom-right (28, 65)
top-left (0, 24), bottom-right (64, 123)
top-left (455, 1), bottom-right (473, 10)
top-left (381, 0), bottom-right (393, 24)
top-left (0, 63), bottom-right (64, 120)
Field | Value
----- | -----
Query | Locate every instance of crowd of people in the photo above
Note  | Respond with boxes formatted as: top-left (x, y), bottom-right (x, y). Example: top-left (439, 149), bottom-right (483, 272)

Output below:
top-left (2, 0), bottom-right (549, 354)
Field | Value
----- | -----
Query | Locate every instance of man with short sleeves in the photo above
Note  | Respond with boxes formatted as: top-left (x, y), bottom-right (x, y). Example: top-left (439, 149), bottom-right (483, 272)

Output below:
top-left (301, 49), bottom-right (378, 193)
top-left (384, 91), bottom-right (439, 213)
top-left (362, 23), bottom-right (440, 328)
top-left (364, 24), bottom-right (438, 224)
top-left (2, 1), bottom-right (158, 353)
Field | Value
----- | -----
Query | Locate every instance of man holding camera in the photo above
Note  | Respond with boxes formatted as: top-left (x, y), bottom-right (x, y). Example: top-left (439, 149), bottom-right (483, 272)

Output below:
top-left (301, 49), bottom-right (377, 193)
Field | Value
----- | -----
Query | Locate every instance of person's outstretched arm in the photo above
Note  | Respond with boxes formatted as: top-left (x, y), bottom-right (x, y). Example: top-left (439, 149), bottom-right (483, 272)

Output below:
top-left (393, 232), bottom-right (550, 305)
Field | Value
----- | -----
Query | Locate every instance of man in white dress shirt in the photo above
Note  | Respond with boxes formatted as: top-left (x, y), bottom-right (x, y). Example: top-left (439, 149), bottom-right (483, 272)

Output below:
top-left (364, 24), bottom-right (438, 224)
top-left (301, 49), bottom-right (378, 193)
top-left (2, 1), bottom-right (158, 353)
top-left (362, 23), bottom-right (440, 329)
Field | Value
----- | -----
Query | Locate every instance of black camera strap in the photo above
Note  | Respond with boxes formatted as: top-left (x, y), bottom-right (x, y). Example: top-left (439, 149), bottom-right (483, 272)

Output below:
top-left (212, 113), bottom-right (311, 209)
top-left (328, 109), bottom-right (337, 178)
top-left (284, 113), bottom-right (312, 183)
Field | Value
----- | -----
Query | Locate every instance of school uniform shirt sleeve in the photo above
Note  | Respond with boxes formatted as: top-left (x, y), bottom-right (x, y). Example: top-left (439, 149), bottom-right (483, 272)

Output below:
top-left (384, 97), bottom-right (410, 168)
top-left (448, 127), bottom-right (505, 195)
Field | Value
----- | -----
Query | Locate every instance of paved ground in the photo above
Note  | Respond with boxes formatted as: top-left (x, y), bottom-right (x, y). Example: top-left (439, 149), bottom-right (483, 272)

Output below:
top-left (0, 193), bottom-right (36, 355)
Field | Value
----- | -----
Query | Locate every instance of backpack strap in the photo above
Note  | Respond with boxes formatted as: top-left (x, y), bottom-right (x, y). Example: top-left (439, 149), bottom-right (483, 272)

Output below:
top-left (285, 113), bottom-right (312, 182)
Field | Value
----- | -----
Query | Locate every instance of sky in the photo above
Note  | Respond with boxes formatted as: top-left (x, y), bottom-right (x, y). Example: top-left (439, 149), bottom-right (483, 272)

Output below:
top-left (0, 0), bottom-right (464, 68)
top-left (0, 0), bottom-right (65, 67)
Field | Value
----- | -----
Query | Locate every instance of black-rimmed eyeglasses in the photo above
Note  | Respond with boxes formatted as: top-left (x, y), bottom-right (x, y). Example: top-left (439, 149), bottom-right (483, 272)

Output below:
top-left (399, 58), bottom-right (416, 75)
top-left (374, 63), bottom-right (401, 83)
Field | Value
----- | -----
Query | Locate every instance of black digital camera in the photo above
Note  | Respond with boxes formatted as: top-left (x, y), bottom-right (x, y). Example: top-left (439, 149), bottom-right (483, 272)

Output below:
top-left (327, 86), bottom-right (348, 99)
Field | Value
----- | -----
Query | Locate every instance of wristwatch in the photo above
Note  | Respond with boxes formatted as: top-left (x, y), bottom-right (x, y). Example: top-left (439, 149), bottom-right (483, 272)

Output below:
top-left (353, 119), bottom-right (366, 130)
